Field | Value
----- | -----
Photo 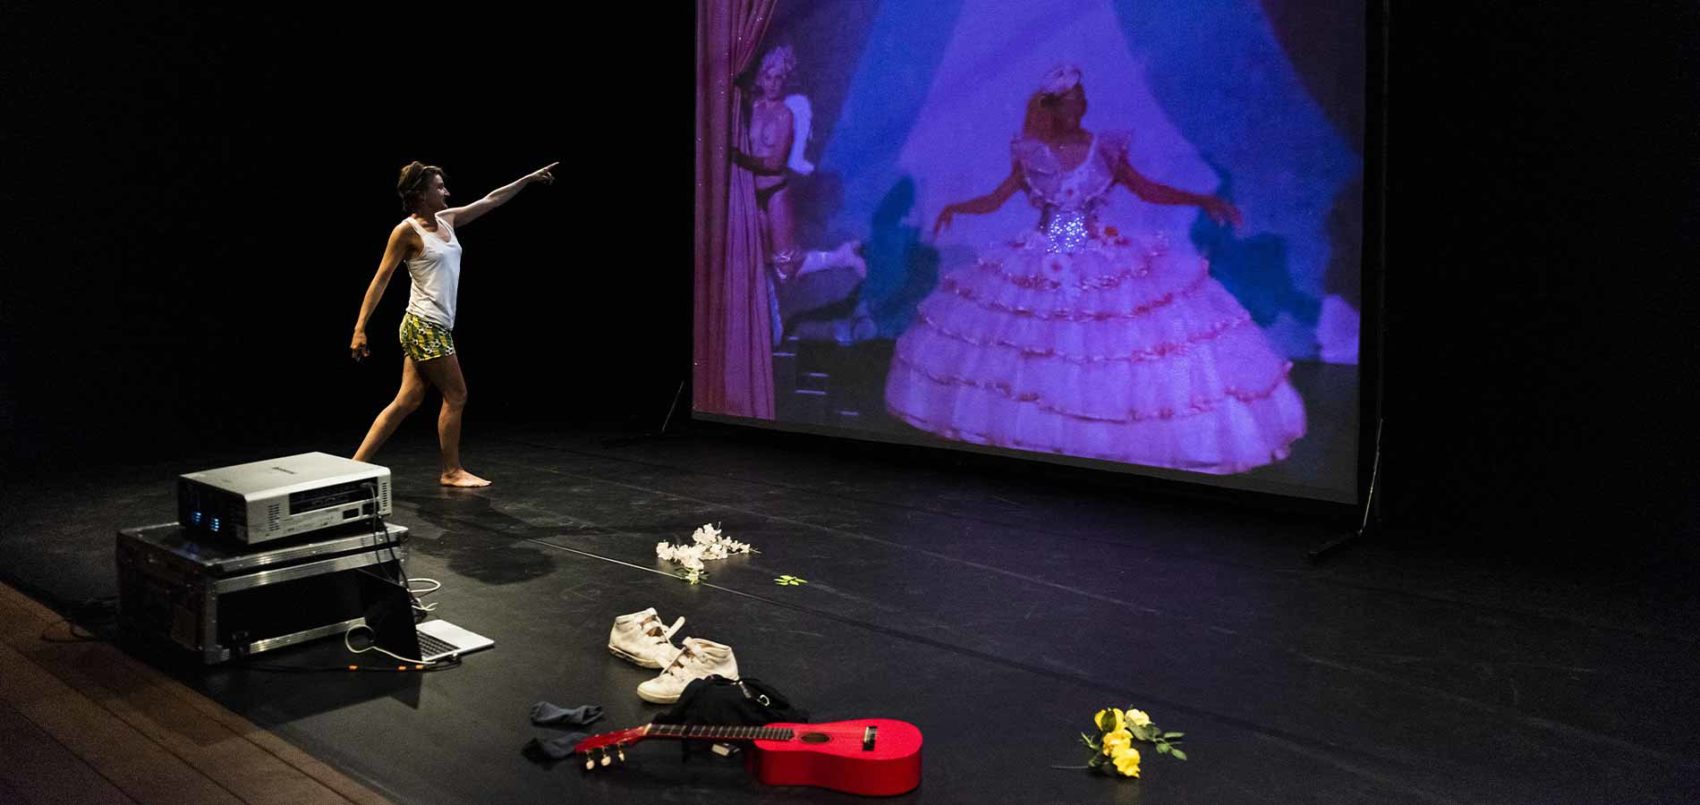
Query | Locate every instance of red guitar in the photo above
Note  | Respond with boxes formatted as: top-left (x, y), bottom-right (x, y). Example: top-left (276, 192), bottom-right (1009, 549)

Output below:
top-left (572, 719), bottom-right (923, 797)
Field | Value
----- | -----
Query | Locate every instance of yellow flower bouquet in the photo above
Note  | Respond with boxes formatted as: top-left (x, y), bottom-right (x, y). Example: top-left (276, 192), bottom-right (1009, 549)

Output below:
top-left (1071, 706), bottom-right (1186, 778)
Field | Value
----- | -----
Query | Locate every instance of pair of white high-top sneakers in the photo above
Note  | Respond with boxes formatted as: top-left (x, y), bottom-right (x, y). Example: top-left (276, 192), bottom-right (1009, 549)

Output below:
top-left (607, 608), bottom-right (739, 704)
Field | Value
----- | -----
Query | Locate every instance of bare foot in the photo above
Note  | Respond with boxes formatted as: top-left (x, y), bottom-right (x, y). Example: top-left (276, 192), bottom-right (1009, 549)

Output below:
top-left (440, 469), bottom-right (492, 488)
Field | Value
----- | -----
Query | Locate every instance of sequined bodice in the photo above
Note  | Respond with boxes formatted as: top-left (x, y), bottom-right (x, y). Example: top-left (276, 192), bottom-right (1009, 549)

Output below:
top-left (1013, 131), bottom-right (1127, 253)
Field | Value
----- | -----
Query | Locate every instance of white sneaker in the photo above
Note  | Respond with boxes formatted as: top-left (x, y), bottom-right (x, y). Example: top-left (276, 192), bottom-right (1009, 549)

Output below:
top-left (636, 637), bottom-right (739, 704)
top-left (607, 608), bottom-right (685, 669)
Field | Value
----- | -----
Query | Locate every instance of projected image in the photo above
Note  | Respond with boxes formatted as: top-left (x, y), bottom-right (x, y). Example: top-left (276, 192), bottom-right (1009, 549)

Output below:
top-left (695, 0), bottom-right (1364, 501)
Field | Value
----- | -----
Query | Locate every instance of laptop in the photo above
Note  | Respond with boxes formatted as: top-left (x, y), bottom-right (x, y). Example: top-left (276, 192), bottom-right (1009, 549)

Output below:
top-left (414, 619), bottom-right (495, 662)
top-left (362, 574), bottom-right (494, 662)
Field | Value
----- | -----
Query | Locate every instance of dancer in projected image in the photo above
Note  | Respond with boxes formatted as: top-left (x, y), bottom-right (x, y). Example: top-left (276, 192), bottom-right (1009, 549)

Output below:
top-left (885, 65), bottom-right (1305, 473)
top-left (349, 161), bottom-right (555, 487)
top-left (734, 45), bottom-right (867, 340)
top-left (736, 45), bottom-right (810, 284)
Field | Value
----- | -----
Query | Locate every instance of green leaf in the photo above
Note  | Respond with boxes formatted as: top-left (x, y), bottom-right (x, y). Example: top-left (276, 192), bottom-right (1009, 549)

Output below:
top-left (1163, 732), bottom-right (1184, 739)
top-left (1156, 743), bottom-right (1171, 754)
top-left (1088, 755), bottom-right (1106, 769)
top-left (1171, 749), bottom-right (1188, 761)
top-left (1132, 724), bottom-right (1156, 742)
top-left (1096, 712), bottom-right (1117, 732)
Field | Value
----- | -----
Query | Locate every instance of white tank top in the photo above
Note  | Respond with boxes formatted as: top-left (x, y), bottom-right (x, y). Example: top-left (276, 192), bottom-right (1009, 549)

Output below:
top-left (403, 213), bottom-right (463, 329)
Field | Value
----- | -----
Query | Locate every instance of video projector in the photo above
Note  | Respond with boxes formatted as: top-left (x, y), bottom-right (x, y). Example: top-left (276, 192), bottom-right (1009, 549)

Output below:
top-left (177, 452), bottom-right (392, 545)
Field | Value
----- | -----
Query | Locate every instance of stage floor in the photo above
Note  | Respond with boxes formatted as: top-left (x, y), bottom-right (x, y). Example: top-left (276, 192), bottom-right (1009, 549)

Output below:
top-left (4, 424), bottom-right (1698, 804)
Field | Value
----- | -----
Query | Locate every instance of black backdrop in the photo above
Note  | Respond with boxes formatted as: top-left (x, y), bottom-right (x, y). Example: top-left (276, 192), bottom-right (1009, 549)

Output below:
top-left (1, 6), bottom-right (694, 459)
top-left (4, 5), bottom-right (1697, 561)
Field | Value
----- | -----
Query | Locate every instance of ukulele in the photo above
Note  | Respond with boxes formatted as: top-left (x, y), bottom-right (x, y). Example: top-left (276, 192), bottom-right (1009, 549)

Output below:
top-left (573, 718), bottom-right (922, 796)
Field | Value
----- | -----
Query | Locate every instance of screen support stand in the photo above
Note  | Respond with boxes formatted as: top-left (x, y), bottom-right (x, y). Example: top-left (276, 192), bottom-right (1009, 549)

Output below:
top-left (1308, 417), bottom-right (1384, 563)
top-left (601, 378), bottom-right (689, 448)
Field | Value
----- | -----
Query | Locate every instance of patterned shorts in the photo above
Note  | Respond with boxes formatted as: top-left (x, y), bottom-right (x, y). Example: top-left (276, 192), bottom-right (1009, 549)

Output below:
top-left (399, 312), bottom-right (456, 362)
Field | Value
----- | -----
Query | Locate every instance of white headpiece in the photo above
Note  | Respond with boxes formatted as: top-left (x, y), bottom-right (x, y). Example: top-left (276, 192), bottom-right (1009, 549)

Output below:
top-left (1040, 63), bottom-right (1082, 95)
top-left (761, 45), bottom-right (797, 78)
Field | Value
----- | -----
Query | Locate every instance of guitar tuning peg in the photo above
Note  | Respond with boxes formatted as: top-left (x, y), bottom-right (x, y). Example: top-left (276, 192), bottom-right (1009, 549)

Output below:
top-left (616, 747), bottom-right (627, 763)
top-left (599, 752), bottom-right (614, 767)
top-left (582, 753), bottom-right (596, 771)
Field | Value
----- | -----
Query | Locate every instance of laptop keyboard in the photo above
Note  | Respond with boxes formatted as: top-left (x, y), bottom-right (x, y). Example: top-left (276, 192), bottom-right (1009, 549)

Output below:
top-left (418, 631), bottom-right (458, 658)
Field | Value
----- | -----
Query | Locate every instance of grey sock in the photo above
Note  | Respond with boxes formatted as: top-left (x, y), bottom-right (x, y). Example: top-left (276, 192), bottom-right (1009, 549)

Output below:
top-left (522, 732), bottom-right (591, 762)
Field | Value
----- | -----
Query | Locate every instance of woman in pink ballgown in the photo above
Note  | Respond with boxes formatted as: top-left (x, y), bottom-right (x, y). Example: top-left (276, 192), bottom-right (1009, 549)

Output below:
top-left (884, 65), bottom-right (1306, 474)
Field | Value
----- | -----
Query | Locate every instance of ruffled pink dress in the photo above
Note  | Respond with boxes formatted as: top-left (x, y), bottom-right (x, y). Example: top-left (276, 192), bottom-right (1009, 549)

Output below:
top-left (884, 131), bottom-right (1306, 474)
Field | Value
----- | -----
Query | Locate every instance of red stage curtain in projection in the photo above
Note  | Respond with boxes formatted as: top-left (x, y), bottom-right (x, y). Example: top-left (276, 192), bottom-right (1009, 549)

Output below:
top-left (694, 0), bottom-right (779, 419)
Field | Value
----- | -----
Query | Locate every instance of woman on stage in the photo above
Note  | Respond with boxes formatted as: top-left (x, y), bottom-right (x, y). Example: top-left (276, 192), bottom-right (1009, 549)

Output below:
top-left (349, 160), bottom-right (555, 486)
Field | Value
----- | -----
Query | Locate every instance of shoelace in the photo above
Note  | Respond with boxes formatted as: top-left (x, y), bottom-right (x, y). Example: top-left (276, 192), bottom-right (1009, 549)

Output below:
top-left (641, 616), bottom-right (685, 647)
top-left (660, 641), bottom-right (714, 679)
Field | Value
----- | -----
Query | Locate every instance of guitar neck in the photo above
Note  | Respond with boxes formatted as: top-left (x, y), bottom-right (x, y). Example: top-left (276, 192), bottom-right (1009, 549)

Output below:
top-left (643, 723), bottom-right (796, 742)
top-left (576, 718), bottom-right (925, 795)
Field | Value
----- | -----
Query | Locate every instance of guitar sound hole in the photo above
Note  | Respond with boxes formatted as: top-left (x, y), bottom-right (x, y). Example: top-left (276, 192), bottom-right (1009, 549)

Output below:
top-left (800, 733), bottom-right (831, 743)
